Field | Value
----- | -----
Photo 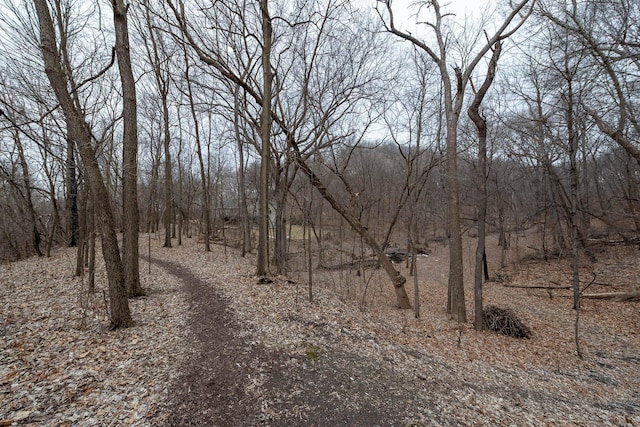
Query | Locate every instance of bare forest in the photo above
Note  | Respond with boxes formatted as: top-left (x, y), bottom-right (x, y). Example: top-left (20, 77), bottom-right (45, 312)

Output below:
top-left (1, 0), bottom-right (639, 425)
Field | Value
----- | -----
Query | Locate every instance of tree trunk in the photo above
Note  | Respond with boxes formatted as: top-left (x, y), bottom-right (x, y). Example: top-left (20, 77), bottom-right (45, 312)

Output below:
top-left (15, 130), bottom-right (43, 257)
top-left (34, 0), bottom-right (132, 329)
top-left (143, 3), bottom-right (173, 249)
top-left (87, 191), bottom-right (96, 293)
top-left (184, 49), bottom-right (210, 251)
top-left (468, 40), bottom-right (501, 330)
top-left (66, 137), bottom-right (79, 247)
top-left (112, 0), bottom-right (142, 297)
top-left (445, 112), bottom-right (466, 322)
top-left (233, 86), bottom-right (252, 256)
top-left (162, 98), bottom-right (173, 248)
top-left (256, 0), bottom-right (273, 276)
top-left (566, 68), bottom-right (583, 359)
top-left (76, 185), bottom-right (87, 277)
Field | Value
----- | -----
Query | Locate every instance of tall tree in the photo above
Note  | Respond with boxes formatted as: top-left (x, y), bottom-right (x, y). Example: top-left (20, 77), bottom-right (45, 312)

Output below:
top-left (256, 0), bottom-right (273, 276)
top-left (141, 3), bottom-right (174, 248)
top-left (166, 0), bottom-right (413, 307)
top-left (33, 0), bottom-right (132, 329)
top-left (468, 40), bottom-right (502, 330)
top-left (112, 0), bottom-right (143, 297)
top-left (380, 0), bottom-right (533, 322)
top-left (182, 47), bottom-right (211, 251)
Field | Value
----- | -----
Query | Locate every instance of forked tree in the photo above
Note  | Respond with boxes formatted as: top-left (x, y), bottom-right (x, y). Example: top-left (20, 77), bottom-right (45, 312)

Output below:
top-left (379, 0), bottom-right (534, 322)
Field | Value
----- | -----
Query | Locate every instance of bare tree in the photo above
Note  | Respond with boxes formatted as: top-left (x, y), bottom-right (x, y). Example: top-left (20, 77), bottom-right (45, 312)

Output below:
top-left (256, 0), bottom-right (273, 276)
top-left (181, 47), bottom-right (211, 251)
top-left (141, 2), bottom-right (175, 248)
top-left (112, 0), bottom-right (143, 297)
top-left (165, 0), bottom-right (413, 307)
top-left (33, 0), bottom-right (132, 329)
top-left (541, 0), bottom-right (640, 166)
top-left (468, 40), bottom-right (502, 330)
top-left (379, 0), bottom-right (534, 322)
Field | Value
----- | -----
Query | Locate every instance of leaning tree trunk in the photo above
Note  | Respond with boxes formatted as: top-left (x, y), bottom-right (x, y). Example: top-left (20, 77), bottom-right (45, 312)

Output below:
top-left (34, 0), bottom-right (132, 329)
top-left (290, 144), bottom-right (412, 309)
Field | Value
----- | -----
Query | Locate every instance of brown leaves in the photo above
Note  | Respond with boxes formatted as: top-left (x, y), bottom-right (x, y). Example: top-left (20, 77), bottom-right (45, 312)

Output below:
top-left (2, 233), bottom-right (639, 425)
top-left (0, 245), bottom-right (189, 426)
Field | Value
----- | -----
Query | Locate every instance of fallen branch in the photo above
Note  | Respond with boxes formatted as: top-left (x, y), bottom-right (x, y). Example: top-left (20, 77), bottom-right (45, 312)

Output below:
top-left (0, 411), bottom-right (31, 426)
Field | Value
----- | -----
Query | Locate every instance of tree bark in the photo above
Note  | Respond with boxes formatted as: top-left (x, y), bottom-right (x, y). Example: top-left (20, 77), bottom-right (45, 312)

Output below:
top-left (233, 87), bottom-right (252, 256)
top-left (112, 0), bottom-right (142, 297)
top-left (65, 137), bottom-right (78, 247)
top-left (14, 130), bottom-right (43, 257)
top-left (34, 0), bottom-right (132, 329)
top-left (468, 40), bottom-right (502, 330)
top-left (256, 0), bottom-right (273, 276)
top-left (184, 50), bottom-right (210, 251)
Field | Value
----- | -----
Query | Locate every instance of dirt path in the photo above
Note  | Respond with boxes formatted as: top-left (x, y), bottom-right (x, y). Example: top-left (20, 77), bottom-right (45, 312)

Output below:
top-left (149, 257), bottom-right (262, 425)
top-left (145, 242), bottom-right (640, 426)
top-left (150, 257), bottom-right (433, 426)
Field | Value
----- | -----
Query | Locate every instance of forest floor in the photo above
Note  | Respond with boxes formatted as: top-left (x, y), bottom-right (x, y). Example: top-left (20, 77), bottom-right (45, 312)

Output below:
top-left (1, 232), bottom-right (639, 426)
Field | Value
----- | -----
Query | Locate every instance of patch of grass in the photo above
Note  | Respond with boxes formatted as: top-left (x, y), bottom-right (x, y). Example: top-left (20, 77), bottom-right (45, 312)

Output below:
top-left (304, 343), bottom-right (322, 360)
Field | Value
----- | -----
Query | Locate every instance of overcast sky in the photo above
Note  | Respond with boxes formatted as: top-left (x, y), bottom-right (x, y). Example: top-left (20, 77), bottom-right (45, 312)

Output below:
top-left (374, 0), bottom-right (495, 33)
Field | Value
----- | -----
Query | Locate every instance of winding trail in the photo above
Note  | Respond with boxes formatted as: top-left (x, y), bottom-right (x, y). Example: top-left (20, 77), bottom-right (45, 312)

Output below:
top-left (150, 257), bottom-right (262, 425)
top-left (149, 256), bottom-right (433, 426)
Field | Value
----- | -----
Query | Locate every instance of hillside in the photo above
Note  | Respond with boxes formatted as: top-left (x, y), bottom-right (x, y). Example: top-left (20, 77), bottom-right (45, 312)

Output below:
top-left (1, 235), bottom-right (639, 426)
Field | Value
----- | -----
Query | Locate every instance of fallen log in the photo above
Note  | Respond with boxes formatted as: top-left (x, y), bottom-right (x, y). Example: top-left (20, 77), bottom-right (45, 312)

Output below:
top-left (504, 284), bottom-right (571, 290)
top-left (581, 291), bottom-right (640, 301)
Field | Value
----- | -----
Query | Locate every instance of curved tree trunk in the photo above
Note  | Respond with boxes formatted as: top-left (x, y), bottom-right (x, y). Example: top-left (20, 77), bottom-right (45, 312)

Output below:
top-left (468, 40), bottom-right (502, 330)
top-left (34, 0), bottom-right (132, 329)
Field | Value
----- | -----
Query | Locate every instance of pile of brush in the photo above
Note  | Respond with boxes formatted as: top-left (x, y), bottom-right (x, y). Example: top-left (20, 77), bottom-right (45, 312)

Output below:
top-left (482, 306), bottom-right (532, 339)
